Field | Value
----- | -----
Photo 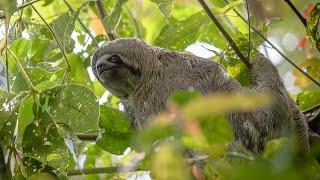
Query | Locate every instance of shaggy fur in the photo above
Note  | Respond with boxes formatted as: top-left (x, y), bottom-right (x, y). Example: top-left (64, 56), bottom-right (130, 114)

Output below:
top-left (92, 38), bottom-right (309, 155)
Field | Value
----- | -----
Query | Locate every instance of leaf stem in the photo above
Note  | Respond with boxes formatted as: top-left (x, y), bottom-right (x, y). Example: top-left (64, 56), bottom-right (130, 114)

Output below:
top-left (197, 0), bottom-right (252, 69)
top-left (5, 47), bottom-right (38, 93)
top-left (95, 0), bottom-right (116, 40)
top-left (4, 13), bottom-right (10, 92)
top-left (245, 0), bottom-right (251, 60)
top-left (223, 0), bottom-right (320, 87)
top-left (63, 0), bottom-right (99, 47)
top-left (66, 166), bottom-right (139, 176)
top-left (30, 5), bottom-right (71, 78)
top-left (283, 0), bottom-right (307, 27)
top-left (17, 0), bottom-right (41, 9)
top-left (125, 5), bottom-right (142, 39)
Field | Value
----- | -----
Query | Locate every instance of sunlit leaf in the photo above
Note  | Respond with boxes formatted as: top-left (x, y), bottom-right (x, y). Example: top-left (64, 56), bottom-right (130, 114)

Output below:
top-left (307, 3), bottom-right (320, 51)
top-left (151, 142), bottom-right (190, 179)
top-left (103, 0), bottom-right (128, 33)
top-left (182, 92), bottom-right (272, 118)
top-left (51, 12), bottom-right (77, 53)
top-left (150, 0), bottom-right (174, 17)
top-left (154, 11), bottom-right (207, 50)
top-left (296, 91), bottom-right (320, 110)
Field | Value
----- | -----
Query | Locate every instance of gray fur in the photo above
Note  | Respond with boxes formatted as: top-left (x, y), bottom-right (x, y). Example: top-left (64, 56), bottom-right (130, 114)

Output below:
top-left (92, 38), bottom-right (309, 155)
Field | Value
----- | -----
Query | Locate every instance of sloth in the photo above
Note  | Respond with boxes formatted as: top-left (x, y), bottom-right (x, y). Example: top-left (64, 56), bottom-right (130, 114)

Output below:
top-left (91, 38), bottom-right (309, 155)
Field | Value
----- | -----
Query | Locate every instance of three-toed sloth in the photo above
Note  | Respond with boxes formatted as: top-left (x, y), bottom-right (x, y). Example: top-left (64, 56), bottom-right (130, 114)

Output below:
top-left (92, 38), bottom-right (309, 155)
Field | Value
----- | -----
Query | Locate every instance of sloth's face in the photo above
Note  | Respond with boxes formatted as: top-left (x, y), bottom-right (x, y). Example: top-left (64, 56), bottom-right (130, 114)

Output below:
top-left (92, 52), bottom-right (141, 98)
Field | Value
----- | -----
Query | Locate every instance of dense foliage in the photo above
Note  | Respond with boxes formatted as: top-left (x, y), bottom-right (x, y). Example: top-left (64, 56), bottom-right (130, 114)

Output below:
top-left (0, 0), bottom-right (320, 179)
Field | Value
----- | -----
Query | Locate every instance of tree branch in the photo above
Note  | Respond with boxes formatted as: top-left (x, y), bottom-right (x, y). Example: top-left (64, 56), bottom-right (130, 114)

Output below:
top-left (283, 0), bottom-right (307, 27)
top-left (0, 146), bottom-right (6, 179)
top-left (245, 0), bottom-right (251, 60)
top-left (223, 0), bottom-right (320, 87)
top-left (303, 104), bottom-right (320, 115)
top-left (197, 0), bottom-right (252, 69)
top-left (95, 0), bottom-right (116, 41)
top-left (4, 13), bottom-right (10, 92)
top-left (66, 166), bottom-right (139, 176)
top-left (6, 47), bottom-right (38, 93)
top-left (17, 0), bottom-right (41, 9)
top-left (63, 0), bottom-right (98, 47)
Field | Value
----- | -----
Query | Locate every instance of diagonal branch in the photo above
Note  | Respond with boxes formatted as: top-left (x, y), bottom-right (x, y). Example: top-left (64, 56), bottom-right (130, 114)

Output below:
top-left (283, 0), bottom-right (307, 27)
top-left (63, 0), bottom-right (99, 47)
top-left (6, 47), bottom-right (38, 93)
top-left (197, 0), bottom-right (252, 69)
top-left (30, 4), bottom-right (71, 79)
top-left (95, 0), bottom-right (116, 40)
top-left (223, 0), bottom-right (320, 87)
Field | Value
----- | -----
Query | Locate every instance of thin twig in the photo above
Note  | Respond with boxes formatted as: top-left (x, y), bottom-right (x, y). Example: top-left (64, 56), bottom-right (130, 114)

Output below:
top-left (76, 134), bottom-right (98, 141)
top-left (66, 166), bottom-right (139, 176)
top-left (6, 47), bottom-right (38, 93)
top-left (303, 104), bottom-right (320, 114)
top-left (283, 0), bottom-right (307, 27)
top-left (4, 13), bottom-right (10, 92)
top-left (125, 5), bottom-right (142, 39)
top-left (223, 0), bottom-right (320, 87)
top-left (30, 4), bottom-right (71, 79)
top-left (95, 0), bottom-right (116, 40)
top-left (245, 0), bottom-right (251, 60)
top-left (197, 0), bottom-right (251, 69)
top-left (0, 146), bottom-right (6, 179)
top-left (63, 0), bottom-right (98, 47)
top-left (186, 155), bottom-right (209, 165)
top-left (17, 0), bottom-right (41, 9)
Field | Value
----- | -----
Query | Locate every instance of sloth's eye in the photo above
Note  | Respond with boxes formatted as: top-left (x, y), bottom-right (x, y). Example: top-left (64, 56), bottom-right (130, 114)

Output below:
top-left (109, 54), bottom-right (123, 64)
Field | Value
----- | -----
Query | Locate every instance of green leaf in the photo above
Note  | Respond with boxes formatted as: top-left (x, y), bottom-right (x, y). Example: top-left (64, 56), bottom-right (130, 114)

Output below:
top-left (39, 84), bottom-right (99, 133)
top-left (8, 38), bottom-right (32, 74)
top-left (22, 109), bottom-right (69, 171)
top-left (150, 0), bottom-right (174, 17)
top-left (296, 91), bottom-right (320, 110)
top-left (67, 54), bottom-right (91, 85)
top-left (154, 11), bottom-right (208, 51)
top-left (0, 0), bottom-right (17, 15)
top-left (0, 107), bottom-right (19, 149)
top-left (51, 12), bottom-right (77, 53)
top-left (103, 0), bottom-right (128, 33)
top-left (12, 68), bottom-right (54, 92)
top-left (307, 3), bottom-right (320, 52)
top-left (96, 106), bottom-right (133, 154)
top-left (169, 90), bottom-right (201, 107)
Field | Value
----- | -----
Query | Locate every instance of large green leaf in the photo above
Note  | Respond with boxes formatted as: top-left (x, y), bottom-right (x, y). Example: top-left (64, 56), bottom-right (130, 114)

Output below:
top-left (51, 12), bottom-right (77, 53)
top-left (40, 84), bottom-right (99, 133)
top-left (96, 106), bottom-right (133, 154)
top-left (22, 110), bottom-right (69, 171)
top-left (103, 0), bottom-right (128, 33)
top-left (154, 11), bottom-right (208, 51)
top-left (150, 0), bottom-right (174, 18)
top-left (296, 91), bottom-right (320, 110)
top-left (12, 68), bottom-right (54, 92)
top-left (8, 38), bottom-right (32, 74)
top-left (307, 3), bottom-right (320, 52)
top-left (0, 0), bottom-right (17, 15)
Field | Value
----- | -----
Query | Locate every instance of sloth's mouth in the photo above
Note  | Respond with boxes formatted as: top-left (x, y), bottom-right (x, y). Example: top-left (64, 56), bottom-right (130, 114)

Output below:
top-left (97, 65), bottom-right (122, 76)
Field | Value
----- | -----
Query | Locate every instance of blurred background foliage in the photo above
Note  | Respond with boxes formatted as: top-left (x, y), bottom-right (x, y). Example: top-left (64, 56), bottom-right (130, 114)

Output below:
top-left (0, 0), bottom-right (320, 179)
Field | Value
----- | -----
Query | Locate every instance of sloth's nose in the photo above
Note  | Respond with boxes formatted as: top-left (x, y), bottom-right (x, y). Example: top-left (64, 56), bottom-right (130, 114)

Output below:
top-left (96, 60), bottom-right (108, 75)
